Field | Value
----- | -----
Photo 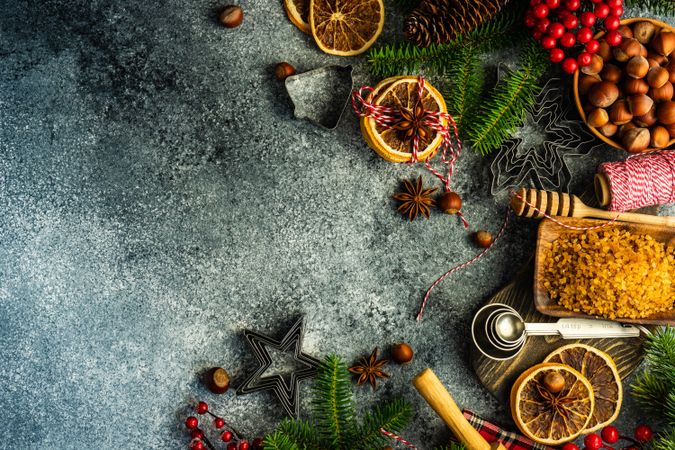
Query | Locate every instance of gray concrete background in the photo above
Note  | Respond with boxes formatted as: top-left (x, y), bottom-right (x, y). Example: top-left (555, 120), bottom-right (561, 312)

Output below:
top-left (0, 1), bottom-right (672, 448)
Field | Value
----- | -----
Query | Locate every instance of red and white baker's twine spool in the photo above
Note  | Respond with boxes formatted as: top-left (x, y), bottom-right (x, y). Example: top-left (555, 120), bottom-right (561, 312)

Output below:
top-left (352, 76), bottom-right (468, 228)
top-left (379, 428), bottom-right (418, 449)
top-left (598, 150), bottom-right (675, 212)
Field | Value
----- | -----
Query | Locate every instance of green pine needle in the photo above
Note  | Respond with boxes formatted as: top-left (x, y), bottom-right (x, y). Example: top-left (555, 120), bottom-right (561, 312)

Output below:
top-left (351, 399), bottom-right (413, 449)
top-left (464, 40), bottom-right (548, 155)
top-left (646, 429), bottom-right (675, 450)
top-left (443, 43), bottom-right (483, 131)
top-left (624, 0), bottom-right (675, 16)
top-left (275, 419), bottom-right (322, 450)
top-left (263, 431), bottom-right (302, 450)
top-left (312, 355), bottom-right (356, 448)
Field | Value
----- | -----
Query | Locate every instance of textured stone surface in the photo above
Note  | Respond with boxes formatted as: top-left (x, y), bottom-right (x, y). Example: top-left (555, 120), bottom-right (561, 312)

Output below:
top-left (0, 1), bottom-right (672, 448)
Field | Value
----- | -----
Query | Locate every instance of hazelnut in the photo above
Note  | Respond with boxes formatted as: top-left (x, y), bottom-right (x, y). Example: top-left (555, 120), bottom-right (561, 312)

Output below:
top-left (582, 54), bottom-right (604, 75)
top-left (657, 101), bottom-right (675, 124)
top-left (652, 31), bottom-right (675, 56)
top-left (599, 122), bottom-right (619, 137)
top-left (623, 78), bottom-right (649, 95)
top-left (617, 25), bottom-right (634, 39)
top-left (474, 230), bottom-right (494, 248)
top-left (391, 342), bottom-right (414, 364)
top-left (219, 5), bottom-right (244, 28)
top-left (437, 192), bottom-right (462, 214)
top-left (619, 122), bottom-right (637, 139)
top-left (274, 62), bottom-right (296, 81)
top-left (633, 21), bottom-right (657, 44)
top-left (588, 108), bottom-right (609, 127)
top-left (600, 64), bottom-right (622, 83)
top-left (666, 122), bottom-right (675, 138)
top-left (640, 44), bottom-right (649, 58)
top-left (647, 66), bottom-right (670, 88)
top-left (649, 81), bottom-right (674, 102)
top-left (610, 100), bottom-right (633, 125)
top-left (666, 60), bottom-right (675, 83)
top-left (647, 51), bottom-right (668, 65)
top-left (626, 56), bottom-right (650, 79)
top-left (648, 58), bottom-right (662, 69)
top-left (543, 371), bottom-right (565, 394)
top-left (650, 125), bottom-right (671, 148)
top-left (588, 81), bottom-right (620, 108)
top-left (635, 105), bottom-right (657, 127)
top-left (614, 38), bottom-right (643, 62)
top-left (205, 367), bottom-right (231, 394)
top-left (628, 94), bottom-right (654, 117)
top-left (598, 40), bottom-right (613, 61)
top-left (622, 127), bottom-right (651, 153)
top-left (579, 74), bottom-right (602, 95)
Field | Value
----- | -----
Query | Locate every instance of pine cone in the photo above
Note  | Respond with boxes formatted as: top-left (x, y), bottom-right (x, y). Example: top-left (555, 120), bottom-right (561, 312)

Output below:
top-left (405, 0), bottom-right (508, 47)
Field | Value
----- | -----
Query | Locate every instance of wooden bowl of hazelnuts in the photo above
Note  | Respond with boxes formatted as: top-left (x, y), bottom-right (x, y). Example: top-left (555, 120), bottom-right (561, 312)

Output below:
top-left (573, 18), bottom-right (675, 153)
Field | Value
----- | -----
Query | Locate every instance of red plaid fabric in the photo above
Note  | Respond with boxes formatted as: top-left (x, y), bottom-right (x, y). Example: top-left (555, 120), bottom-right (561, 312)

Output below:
top-left (462, 410), bottom-right (555, 450)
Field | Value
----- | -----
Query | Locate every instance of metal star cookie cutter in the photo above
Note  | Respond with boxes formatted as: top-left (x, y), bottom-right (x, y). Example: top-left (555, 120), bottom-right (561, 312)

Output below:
top-left (285, 65), bottom-right (354, 129)
top-left (490, 75), bottom-right (604, 194)
top-left (236, 317), bottom-right (320, 418)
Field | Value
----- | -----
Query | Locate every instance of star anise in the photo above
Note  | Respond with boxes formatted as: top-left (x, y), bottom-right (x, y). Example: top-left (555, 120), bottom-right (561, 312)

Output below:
top-left (348, 347), bottom-right (390, 390)
top-left (393, 96), bottom-right (433, 145)
top-left (392, 176), bottom-right (438, 221)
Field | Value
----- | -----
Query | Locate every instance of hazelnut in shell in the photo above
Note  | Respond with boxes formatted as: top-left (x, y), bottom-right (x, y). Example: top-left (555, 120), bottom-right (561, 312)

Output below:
top-left (588, 108), bottom-right (609, 127)
top-left (599, 122), bottom-right (618, 137)
top-left (633, 21), bottom-right (657, 44)
top-left (597, 40), bottom-right (613, 62)
top-left (617, 25), bottom-right (634, 39)
top-left (622, 127), bottom-right (651, 153)
top-left (579, 74), bottom-right (602, 95)
top-left (219, 5), bottom-right (244, 28)
top-left (647, 51), bottom-right (669, 66)
top-left (437, 192), bottom-right (462, 215)
top-left (652, 31), bottom-right (675, 56)
top-left (635, 105), bottom-right (657, 127)
top-left (623, 78), bottom-right (649, 95)
top-left (544, 371), bottom-right (566, 394)
top-left (391, 342), bottom-right (414, 364)
top-left (647, 66), bottom-right (669, 88)
top-left (657, 101), bottom-right (675, 124)
top-left (626, 56), bottom-right (650, 79)
top-left (274, 62), bottom-right (296, 81)
top-left (640, 44), bottom-right (649, 58)
top-left (628, 94), bottom-right (654, 117)
top-left (666, 122), bottom-right (675, 138)
top-left (666, 60), bottom-right (675, 83)
top-left (610, 100), bottom-right (633, 125)
top-left (649, 82), bottom-right (673, 103)
top-left (581, 54), bottom-right (604, 75)
top-left (619, 122), bottom-right (637, 139)
top-left (614, 38), bottom-right (643, 62)
top-left (647, 58), bottom-right (662, 69)
top-left (588, 81), bottom-right (619, 108)
top-left (650, 125), bottom-right (670, 148)
top-left (600, 64), bottom-right (622, 83)
top-left (205, 367), bottom-right (231, 394)
top-left (474, 230), bottom-right (494, 248)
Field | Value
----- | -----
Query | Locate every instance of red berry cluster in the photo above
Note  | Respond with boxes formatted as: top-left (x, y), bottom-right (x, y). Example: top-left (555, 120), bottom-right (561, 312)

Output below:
top-left (525, 0), bottom-right (625, 73)
top-left (560, 425), bottom-right (655, 450)
top-left (184, 401), bottom-right (264, 450)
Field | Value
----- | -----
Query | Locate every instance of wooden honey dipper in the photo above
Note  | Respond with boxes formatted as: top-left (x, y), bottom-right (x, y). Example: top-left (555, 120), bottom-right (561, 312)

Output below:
top-left (510, 187), bottom-right (675, 228)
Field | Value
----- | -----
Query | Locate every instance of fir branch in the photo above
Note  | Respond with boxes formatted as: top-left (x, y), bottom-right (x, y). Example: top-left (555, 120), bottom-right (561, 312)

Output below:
top-left (646, 428), bottom-right (675, 450)
top-left (624, 0), bottom-right (675, 16)
top-left (443, 43), bottom-right (483, 130)
top-left (263, 431), bottom-right (302, 450)
top-left (312, 355), bottom-right (356, 449)
top-left (464, 40), bottom-right (548, 155)
top-left (277, 419), bottom-right (322, 450)
top-left (351, 399), bottom-right (412, 450)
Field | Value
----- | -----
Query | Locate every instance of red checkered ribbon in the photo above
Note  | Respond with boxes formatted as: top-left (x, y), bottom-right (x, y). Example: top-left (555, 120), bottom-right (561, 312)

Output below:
top-left (352, 76), bottom-right (468, 228)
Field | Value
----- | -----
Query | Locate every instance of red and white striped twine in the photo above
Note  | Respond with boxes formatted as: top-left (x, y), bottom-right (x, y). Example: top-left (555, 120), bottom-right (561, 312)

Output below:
top-left (380, 428), bottom-right (418, 449)
top-left (598, 150), bottom-right (675, 212)
top-left (352, 76), bottom-right (468, 228)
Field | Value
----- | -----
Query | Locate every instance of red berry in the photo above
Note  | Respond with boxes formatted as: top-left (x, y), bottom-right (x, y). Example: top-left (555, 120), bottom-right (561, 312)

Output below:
top-left (195, 401), bottom-right (208, 414)
top-left (606, 30), bottom-right (622, 46)
top-left (533, 30), bottom-right (543, 40)
top-left (252, 438), bottom-right (264, 450)
top-left (533, 4), bottom-right (549, 18)
top-left (560, 32), bottom-right (576, 47)
top-left (611, 6), bottom-right (623, 16)
top-left (191, 430), bottom-right (204, 440)
top-left (538, 18), bottom-right (551, 33)
top-left (191, 442), bottom-right (205, 450)
top-left (549, 22), bottom-right (566, 38)
top-left (227, 444), bottom-right (237, 450)
top-left (594, 3), bottom-right (610, 18)
top-left (577, 27), bottom-right (593, 43)
top-left (604, 14), bottom-right (620, 30)
top-left (561, 444), bottom-right (579, 450)
top-left (601, 426), bottom-right (619, 444)
top-left (563, 14), bottom-right (579, 29)
top-left (214, 417), bottom-right (225, 429)
top-left (546, 0), bottom-right (561, 8)
top-left (578, 51), bottom-right (592, 66)
top-left (635, 425), bottom-right (654, 442)
top-left (564, 0), bottom-right (580, 11)
top-left (580, 11), bottom-right (596, 26)
top-left (550, 48), bottom-right (565, 62)
top-left (586, 39), bottom-right (600, 53)
top-left (239, 440), bottom-right (250, 450)
top-left (584, 433), bottom-right (603, 450)
top-left (562, 57), bottom-right (578, 73)
top-left (541, 35), bottom-right (557, 49)
top-left (607, 0), bottom-right (622, 7)
top-left (185, 416), bottom-right (199, 430)
top-left (222, 431), bottom-right (233, 442)
top-left (525, 15), bottom-right (537, 27)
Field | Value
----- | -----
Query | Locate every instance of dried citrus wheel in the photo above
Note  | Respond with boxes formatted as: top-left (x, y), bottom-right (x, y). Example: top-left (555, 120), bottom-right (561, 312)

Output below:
top-left (284, 0), bottom-right (310, 34)
top-left (361, 77), bottom-right (447, 163)
top-left (510, 363), bottom-right (595, 446)
top-left (544, 344), bottom-right (622, 433)
top-left (309, 0), bottom-right (385, 56)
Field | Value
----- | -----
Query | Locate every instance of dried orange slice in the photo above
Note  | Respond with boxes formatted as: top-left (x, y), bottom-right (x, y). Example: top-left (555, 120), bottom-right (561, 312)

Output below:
top-left (309, 0), bottom-right (385, 56)
top-left (544, 344), bottom-right (622, 433)
top-left (361, 77), bottom-right (447, 163)
top-left (511, 363), bottom-right (595, 446)
top-left (284, 0), bottom-right (310, 34)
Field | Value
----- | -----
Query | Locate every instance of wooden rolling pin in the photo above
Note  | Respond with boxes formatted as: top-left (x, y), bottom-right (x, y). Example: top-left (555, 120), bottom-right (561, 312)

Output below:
top-left (511, 187), bottom-right (675, 228)
top-left (413, 369), bottom-right (506, 450)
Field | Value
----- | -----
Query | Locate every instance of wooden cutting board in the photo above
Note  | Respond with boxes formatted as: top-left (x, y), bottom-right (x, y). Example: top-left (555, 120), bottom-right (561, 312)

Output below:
top-left (469, 262), bottom-right (648, 404)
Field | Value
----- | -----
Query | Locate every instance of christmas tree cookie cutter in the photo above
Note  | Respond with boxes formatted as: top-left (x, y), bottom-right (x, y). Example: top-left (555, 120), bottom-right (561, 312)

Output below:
top-left (285, 65), bottom-right (354, 129)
